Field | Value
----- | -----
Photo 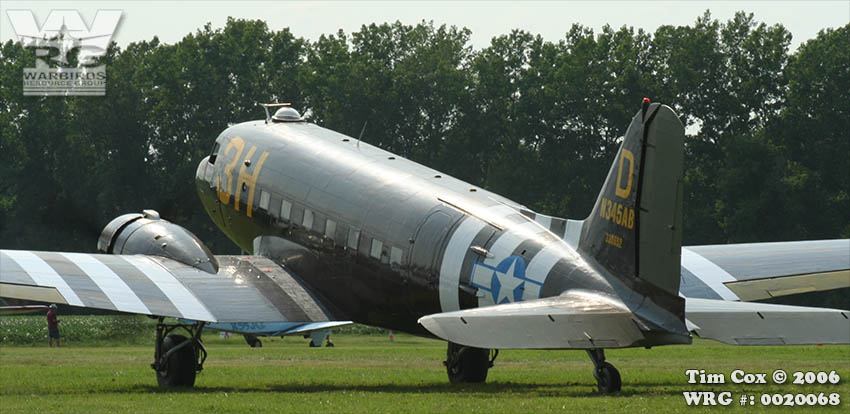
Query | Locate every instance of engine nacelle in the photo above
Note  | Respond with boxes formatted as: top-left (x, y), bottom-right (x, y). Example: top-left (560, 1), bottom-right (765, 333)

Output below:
top-left (97, 209), bottom-right (219, 274)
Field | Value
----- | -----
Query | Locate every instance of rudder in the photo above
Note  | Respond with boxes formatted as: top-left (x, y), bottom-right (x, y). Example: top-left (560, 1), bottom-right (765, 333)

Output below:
top-left (578, 101), bottom-right (685, 297)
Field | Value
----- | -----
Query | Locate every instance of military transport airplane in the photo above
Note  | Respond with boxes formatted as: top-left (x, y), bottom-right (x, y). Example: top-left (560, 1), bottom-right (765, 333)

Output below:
top-left (1, 100), bottom-right (848, 391)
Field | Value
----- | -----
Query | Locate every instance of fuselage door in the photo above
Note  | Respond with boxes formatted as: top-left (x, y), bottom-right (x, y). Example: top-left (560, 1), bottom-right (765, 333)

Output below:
top-left (409, 209), bottom-right (459, 286)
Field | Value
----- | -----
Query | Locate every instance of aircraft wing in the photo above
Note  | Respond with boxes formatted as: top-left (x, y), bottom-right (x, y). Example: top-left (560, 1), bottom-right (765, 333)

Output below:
top-left (681, 239), bottom-right (850, 301)
top-left (519, 208), bottom-right (849, 302)
top-left (0, 250), bottom-right (342, 324)
top-left (203, 321), bottom-right (351, 337)
top-left (419, 292), bottom-right (850, 349)
top-left (685, 298), bottom-right (849, 345)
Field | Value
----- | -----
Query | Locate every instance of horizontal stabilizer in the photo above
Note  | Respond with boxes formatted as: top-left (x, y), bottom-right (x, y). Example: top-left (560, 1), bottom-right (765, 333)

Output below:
top-left (685, 298), bottom-right (850, 345)
top-left (418, 291), bottom-right (647, 349)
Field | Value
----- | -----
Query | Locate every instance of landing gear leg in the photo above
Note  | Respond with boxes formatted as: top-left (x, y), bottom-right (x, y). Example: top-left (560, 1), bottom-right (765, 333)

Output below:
top-left (444, 342), bottom-right (498, 384)
top-left (586, 348), bottom-right (621, 393)
top-left (243, 334), bottom-right (262, 348)
top-left (306, 329), bottom-right (331, 347)
top-left (151, 318), bottom-right (207, 387)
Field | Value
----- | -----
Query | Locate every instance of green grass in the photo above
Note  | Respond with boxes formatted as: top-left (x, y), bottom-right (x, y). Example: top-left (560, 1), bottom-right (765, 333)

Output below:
top-left (1, 316), bottom-right (848, 413)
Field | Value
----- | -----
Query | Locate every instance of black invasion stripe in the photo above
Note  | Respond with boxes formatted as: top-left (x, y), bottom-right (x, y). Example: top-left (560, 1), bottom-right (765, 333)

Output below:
top-left (0, 251), bottom-right (37, 285)
top-left (95, 255), bottom-right (181, 317)
top-left (679, 267), bottom-right (724, 300)
top-left (519, 209), bottom-right (536, 220)
top-left (37, 252), bottom-right (115, 310)
top-left (235, 258), bottom-right (312, 322)
top-left (511, 239), bottom-right (546, 267)
top-left (553, 218), bottom-right (568, 239)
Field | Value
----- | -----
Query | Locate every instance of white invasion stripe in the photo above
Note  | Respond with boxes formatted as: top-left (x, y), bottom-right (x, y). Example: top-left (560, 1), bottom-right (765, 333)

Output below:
top-left (482, 221), bottom-right (543, 266)
top-left (439, 216), bottom-right (486, 312)
top-left (564, 219), bottom-right (584, 248)
top-left (535, 214), bottom-right (553, 231)
top-left (477, 221), bottom-right (547, 306)
top-left (59, 253), bottom-right (151, 315)
top-left (523, 247), bottom-right (564, 296)
top-left (124, 256), bottom-right (216, 321)
top-left (523, 243), bottom-right (583, 300)
top-left (3, 250), bottom-right (84, 306)
top-left (487, 204), bottom-right (520, 228)
top-left (681, 248), bottom-right (739, 301)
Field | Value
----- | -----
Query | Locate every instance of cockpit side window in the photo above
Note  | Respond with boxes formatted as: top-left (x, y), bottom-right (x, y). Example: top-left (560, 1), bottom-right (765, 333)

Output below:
top-left (208, 142), bottom-right (221, 164)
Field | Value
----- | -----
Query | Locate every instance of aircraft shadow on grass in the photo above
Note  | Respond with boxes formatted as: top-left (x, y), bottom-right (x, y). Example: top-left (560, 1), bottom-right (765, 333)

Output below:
top-left (131, 381), bottom-right (683, 398)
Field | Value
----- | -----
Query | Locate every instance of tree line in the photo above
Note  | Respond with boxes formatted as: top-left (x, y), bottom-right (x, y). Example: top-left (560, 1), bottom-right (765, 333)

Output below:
top-left (1, 11), bottom-right (847, 256)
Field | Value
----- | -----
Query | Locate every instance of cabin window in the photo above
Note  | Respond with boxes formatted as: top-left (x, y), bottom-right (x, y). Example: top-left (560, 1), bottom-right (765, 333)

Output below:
top-left (303, 209), bottom-right (314, 229)
top-left (325, 219), bottom-right (337, 239)
top-left (390, 247), bottom-right (403, 266)
top-left (370, 239), bottom-right (383, 259)
top-left (259, 191), bottom-right (270, 211)
top-left (208, 142), bottom-right (220, 164)
top-left (347, 228), bottom-right (360, 250)
top-left (291, 206), bottom-right (303, 228)
top-left (280, 200), bottom-right (292, 221)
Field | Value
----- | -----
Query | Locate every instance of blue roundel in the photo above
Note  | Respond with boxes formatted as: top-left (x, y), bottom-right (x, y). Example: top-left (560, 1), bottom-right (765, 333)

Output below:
top-left (487, 255), bottom-right (527, 304)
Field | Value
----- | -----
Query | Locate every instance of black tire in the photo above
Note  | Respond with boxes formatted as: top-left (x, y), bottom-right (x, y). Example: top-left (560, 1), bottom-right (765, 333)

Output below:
top-left (446, 343), bottom-right (489, 384)
top-left (593, 362), bottom-right (622, 393)
top-left (243, 334), bottom-right (262, 348)
top-left (156, 334), bottom-right (197, 387)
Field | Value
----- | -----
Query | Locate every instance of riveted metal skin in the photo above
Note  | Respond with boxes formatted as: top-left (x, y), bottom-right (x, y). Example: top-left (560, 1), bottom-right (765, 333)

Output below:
top-left (99, 214), bottom-right (219, 274)
top-left (194, 106), bottom-right (689, 342)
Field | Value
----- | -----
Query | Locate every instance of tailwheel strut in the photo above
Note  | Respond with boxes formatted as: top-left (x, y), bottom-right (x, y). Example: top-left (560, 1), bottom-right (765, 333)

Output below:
top-left (586, 348), bottom-right (621, 393)
top-left (151, 317), bottom-right (207, 387)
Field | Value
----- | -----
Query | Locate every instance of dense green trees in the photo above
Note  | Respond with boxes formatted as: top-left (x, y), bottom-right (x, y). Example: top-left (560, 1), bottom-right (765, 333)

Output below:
top-left (1, 13), bottom-right (848, 255)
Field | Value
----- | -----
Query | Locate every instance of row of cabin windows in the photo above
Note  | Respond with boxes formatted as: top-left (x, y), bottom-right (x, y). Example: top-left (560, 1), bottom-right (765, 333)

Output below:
top-left (258, 189), bottom-right (403, 268)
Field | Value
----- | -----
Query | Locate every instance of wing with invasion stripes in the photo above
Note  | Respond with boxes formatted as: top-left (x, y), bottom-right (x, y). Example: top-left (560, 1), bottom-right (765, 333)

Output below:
top-left (515, 209), bottom-right (849, 302)
top-left (680, 240), bottom-right (849, 301)
top-left (0, 250), bottom-right (341, 323)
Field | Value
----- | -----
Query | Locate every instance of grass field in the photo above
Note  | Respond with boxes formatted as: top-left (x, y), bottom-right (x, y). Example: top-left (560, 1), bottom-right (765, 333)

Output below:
top-left (1, 316), bottom-right (848, 413)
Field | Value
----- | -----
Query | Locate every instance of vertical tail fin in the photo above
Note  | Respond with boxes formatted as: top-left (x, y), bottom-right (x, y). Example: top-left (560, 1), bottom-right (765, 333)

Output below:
top-left (578, 102), bottom-right (685, 297)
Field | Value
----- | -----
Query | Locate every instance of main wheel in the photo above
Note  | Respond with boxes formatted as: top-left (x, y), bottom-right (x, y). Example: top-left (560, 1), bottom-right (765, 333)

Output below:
top-left (156, 334), bottom-right (197, 387)
top-left (446, 343), bottom-right (490, 384)
top-left (243, 334), bottom-right (262, 348)
top-left (593, 362), bottom-right (621, 393)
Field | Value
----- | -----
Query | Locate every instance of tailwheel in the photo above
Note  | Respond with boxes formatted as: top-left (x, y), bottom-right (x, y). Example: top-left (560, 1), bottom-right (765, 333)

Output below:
top-left (586, 349), bottom-right (621, 393)
top-left (445, 342), bottom-right (497, 383)
top-left (152, 318), bottom-right (207, 388)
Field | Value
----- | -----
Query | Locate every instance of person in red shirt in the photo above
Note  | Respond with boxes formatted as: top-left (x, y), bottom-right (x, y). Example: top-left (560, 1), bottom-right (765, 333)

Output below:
top-left (46, 304), bottom-right (61, 347)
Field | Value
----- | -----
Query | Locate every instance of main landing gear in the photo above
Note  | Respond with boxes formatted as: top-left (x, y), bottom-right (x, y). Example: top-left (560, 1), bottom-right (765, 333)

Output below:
top-left (587, 348), bottom-right (621, 393)
top-left (305, 328), bottom-right (334, 347)
top-left (151, 318), bottom-right (207, 387)
top-left (444, 342), bottom-right (498, 383)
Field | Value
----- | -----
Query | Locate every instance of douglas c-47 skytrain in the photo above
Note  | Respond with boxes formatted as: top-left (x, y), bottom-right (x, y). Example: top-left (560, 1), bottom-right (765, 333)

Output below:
top-left (1, 100), bottom-right (848, 391)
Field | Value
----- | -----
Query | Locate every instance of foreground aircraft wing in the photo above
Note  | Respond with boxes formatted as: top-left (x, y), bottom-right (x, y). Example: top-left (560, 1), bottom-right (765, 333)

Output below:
top-left (0, 250), bottom-right (344, 324)
top-left (681, 239), bottom-right (850, 301)
top-left (685, 298), bottom-right (849, 345)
